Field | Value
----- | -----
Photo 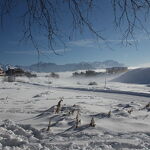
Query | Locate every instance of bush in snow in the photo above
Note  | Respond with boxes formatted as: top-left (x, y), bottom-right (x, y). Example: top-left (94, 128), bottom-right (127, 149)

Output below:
top-left (50, 72), bottom-right (59, 78)
top-left (75, 118), bottom-right (81, 128)
top-left (75, 110), bottom-right (81, 128)
top-left (45, 72), bottom-right (59, 78)
top-left (143, 102), bottom-right (150, 111)
top-left (25, 72), bottom-right (37, 78)
top-left (128, 108), bottom-right (133, 114)
top-left (48, 81), bottom-right (52, 84)
top-left (55, 98), bottom-right (63, 114)
top-left (107, 110), bottom-right (111, 117)
top-left (89, 117), bottom-right (96, 127)
top-left (47, 119), bottom-right (51, 131)
top-left (145, 102), bottom-right (150, 108)
top-left (88, 81), bottom-right (97, 85)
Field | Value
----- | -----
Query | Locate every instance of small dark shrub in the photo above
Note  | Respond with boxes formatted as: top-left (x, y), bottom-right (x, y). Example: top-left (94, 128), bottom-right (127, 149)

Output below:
top-left (50, 72), bottom-right (59, 78)
top-left (88, 81), bottom-right (97, 85)
top-left (25, 72), bottom-right (37, 78)
top-left (48, 81), bottom-right (52, 84)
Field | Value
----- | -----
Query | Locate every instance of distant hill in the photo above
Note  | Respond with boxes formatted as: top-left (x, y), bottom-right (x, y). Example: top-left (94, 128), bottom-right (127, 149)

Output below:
top-left (91, 60), bottom-right (124, 69)
top-left (21, 62), bottom-right (93, 72)
top-left (112, 68), bottom-right (150, 84)
top-left (19, 60), bottom-right (124, 72)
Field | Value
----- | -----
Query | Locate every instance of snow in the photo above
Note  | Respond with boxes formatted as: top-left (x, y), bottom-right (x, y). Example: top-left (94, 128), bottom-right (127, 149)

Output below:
top-left (0, 70), bottom-right (150, 149)
top-left (113, 67), bottom-right (150, 84)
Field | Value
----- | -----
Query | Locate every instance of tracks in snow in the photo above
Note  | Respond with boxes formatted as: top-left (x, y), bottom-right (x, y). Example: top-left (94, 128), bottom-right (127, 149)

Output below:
top-left (18, 81), bottom-right (150, 100)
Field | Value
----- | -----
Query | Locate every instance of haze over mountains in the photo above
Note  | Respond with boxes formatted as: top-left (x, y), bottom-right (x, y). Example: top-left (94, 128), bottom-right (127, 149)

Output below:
top-left (0, 60), bottom-right (124, 72)
top-left (22, 60), bottom-right (124, 72)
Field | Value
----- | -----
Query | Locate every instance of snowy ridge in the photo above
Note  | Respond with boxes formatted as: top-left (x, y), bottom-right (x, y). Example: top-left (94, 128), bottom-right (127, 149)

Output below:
top-left (113, 67), bottom-right (150, 84)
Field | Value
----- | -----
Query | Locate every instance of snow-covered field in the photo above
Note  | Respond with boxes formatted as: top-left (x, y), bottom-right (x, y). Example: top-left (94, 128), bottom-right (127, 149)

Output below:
top-left (0, 70), bottom-right (150, 150)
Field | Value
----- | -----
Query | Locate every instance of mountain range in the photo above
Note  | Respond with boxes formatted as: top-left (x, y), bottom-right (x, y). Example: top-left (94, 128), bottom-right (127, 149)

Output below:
top-left (0, 60), bottom-right (124, 72)
top-left (21, 60), bottom-right (124, 72)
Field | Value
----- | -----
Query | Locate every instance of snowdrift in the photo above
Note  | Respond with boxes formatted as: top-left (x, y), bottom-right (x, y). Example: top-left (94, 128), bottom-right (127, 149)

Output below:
top-left (112, 68), bottom-right (150, 84)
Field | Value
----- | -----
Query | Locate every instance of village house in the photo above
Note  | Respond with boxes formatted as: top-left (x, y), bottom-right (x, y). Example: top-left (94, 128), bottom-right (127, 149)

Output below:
top-left (0, 67), bottom-right (5, 76)
top-left (5, 67), bottom-right (25, 76)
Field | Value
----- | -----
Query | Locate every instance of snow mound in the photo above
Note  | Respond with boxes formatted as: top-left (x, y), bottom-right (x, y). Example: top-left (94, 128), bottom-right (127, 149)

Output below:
top-left (0, 119), bottom-right (46, 150)
top-left (112, 68), bottom-right (150, 84)
top-left (0, 103), bottom-right (150, 150)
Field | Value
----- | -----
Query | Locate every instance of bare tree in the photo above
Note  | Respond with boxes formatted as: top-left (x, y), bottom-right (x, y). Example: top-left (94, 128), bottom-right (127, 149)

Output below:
top-left (112, 0), bottom-right (150, 44)
top-left (0, 0), bottom-right (150, 51)
top-left (0, 0), bottom-right (98, 52)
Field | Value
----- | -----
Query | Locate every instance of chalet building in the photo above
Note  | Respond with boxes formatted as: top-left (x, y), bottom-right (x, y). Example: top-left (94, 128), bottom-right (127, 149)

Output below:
top-left (0, 68), bottom-right (5, 76)
top-left (5, 67), bottom-right (25, 76)
top-left (106, 67), bottom-right (128, 74)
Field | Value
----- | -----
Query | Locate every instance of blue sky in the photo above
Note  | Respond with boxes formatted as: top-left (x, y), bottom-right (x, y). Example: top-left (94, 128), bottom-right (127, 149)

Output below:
top-left (0, 0), bottom-right (150, 67)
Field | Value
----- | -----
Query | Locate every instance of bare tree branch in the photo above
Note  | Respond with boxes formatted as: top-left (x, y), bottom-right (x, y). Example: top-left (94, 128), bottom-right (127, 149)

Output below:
top-left (0, 0), bottom-right (150, 50)
top-left (112, 0), bottom-right (150, 45)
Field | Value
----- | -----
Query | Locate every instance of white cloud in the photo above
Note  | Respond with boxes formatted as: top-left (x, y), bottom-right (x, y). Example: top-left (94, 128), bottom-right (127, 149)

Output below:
top-left (139, 62), bottom-right (150, 68)
top-left (68, 38), bottom-right (139, 49)
top-left (4, 48), bottom-right (71, 55)
top-left (68, 39), bottom-right (97, 48)
top-left (5, 50), bottom-right (36, 55)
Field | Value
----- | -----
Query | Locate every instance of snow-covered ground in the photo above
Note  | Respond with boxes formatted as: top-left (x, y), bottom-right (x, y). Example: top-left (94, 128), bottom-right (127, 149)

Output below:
top-left (113, 68), bottom-right (150, 84)
top-left (0, 71), bottom-right (150, 149)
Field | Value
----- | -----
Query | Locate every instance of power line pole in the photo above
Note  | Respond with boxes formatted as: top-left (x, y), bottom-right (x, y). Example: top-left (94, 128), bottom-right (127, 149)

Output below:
top-left (37, 50), bottom-right (40, 72)
top-left (104, 71), bottom-right (107, 89)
